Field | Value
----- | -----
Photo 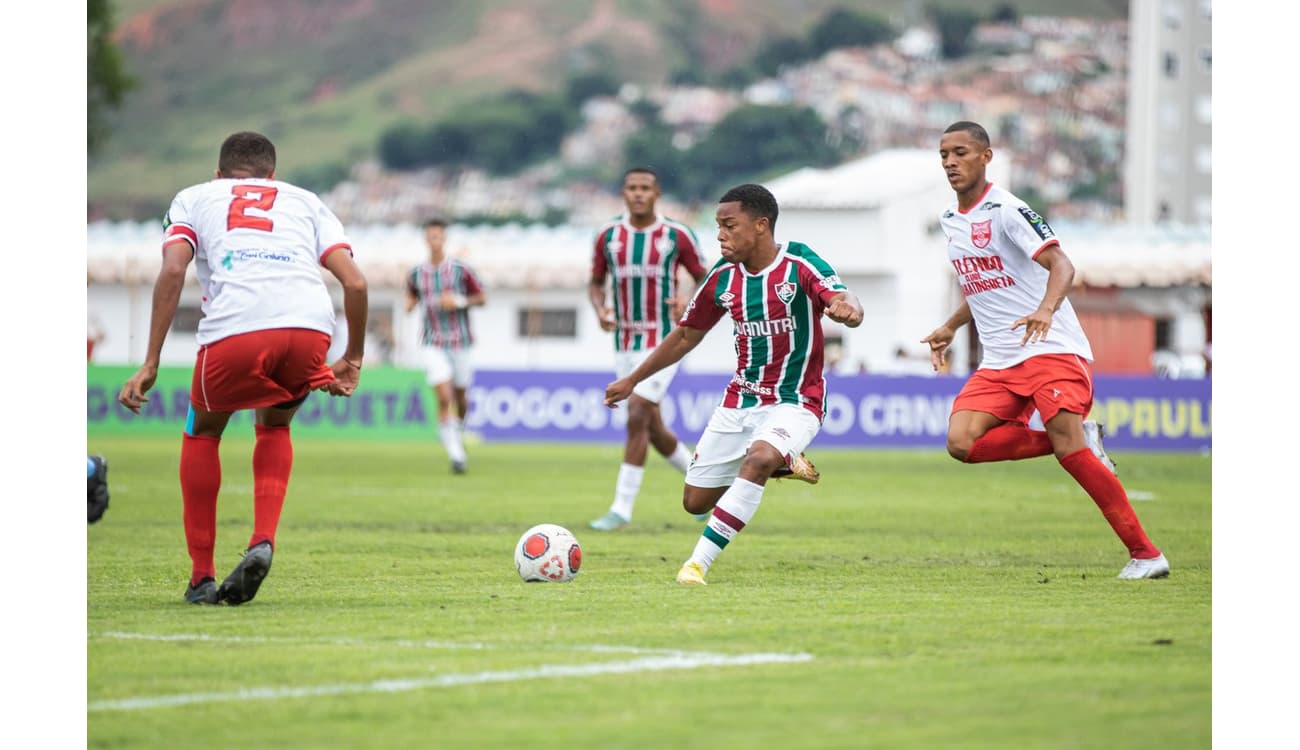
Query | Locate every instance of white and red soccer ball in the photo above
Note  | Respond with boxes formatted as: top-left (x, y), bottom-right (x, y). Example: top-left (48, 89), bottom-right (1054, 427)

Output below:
top-left (514, 524), bottom-right (582, 582)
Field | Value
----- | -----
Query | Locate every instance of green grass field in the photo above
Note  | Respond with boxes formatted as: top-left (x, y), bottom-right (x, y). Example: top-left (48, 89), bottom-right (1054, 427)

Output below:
top-left (87, 437), bottom-right (1211, 749)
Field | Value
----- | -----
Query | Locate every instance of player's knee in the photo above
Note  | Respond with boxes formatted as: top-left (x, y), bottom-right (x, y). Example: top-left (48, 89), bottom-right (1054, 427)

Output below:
top-left (741, 442), bottom-right (785, 476)
top-left (945, 434), bottom-right (973, 462)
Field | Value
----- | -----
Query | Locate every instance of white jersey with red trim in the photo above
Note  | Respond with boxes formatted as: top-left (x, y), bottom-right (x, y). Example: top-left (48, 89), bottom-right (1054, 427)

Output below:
top-left (939, 183), bottom-right (1092, 369)
top-left (161, 178), bottom-right (352, 346)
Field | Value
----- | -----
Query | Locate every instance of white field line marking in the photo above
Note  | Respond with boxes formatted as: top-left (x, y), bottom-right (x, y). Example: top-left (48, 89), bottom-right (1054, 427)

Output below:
top-left (88, 652), bottom-right (813, 713)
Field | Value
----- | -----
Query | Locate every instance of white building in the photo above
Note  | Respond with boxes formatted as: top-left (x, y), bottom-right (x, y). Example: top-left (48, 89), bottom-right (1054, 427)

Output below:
top-left (86, 150), bottom-right (1211, 377)
top-left (1124, 0), bottom-right (1213, 225)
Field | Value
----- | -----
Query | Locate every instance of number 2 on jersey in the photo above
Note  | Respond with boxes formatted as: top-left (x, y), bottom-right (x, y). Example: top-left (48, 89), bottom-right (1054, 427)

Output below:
top-left (227, 185), bottom-right (279, 231)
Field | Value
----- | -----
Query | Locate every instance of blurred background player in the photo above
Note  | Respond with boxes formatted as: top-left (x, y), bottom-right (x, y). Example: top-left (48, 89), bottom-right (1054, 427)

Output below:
top-left (605, 183), bottom-right (864, 585)
top-left (921, 120), bottom-right (1167, 580)
top-left (586, 167), bottom-right (709, 531)
top-left (118, 131), bottom-right (369, 605)
top-left (406, 217), bottom-right (486, 474)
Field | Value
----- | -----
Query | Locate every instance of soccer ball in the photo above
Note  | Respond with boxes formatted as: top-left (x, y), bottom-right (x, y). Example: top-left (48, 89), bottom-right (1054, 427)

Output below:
top-left (514, 523), bottom-right (582, 583)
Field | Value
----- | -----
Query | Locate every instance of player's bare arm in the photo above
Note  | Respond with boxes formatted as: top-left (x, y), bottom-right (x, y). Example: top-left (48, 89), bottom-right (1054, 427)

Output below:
top-left (323, 248), bottom-right (368, 397)
top-left (404, 287), bottom-right (418, 313)
top-left (605, 326), bottom-right (705, 408)
top-left (1011, 244), bottom-right (1074, 346)
top-left (824, 291), bottom-right (864, 328)
top-left (119, 241), bottom-right (192, 413)
top-left (588, 277), bottom-right (617, 331)
top-left (922, 301), bottom-right (972, 371)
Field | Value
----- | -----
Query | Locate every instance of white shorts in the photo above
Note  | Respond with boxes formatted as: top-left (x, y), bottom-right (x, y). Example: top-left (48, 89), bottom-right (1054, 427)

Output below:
top-left (424, 346), bottom-right (473, 389)
top-left (615, 349), bottom-right (680, 404)
top-left (685, 403), bottom-right (821, 488)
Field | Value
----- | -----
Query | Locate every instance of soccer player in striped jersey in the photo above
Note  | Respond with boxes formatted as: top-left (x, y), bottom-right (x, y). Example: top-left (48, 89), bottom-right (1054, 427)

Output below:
top-left (605, 183), bottom-right (864, 585)
top-left (118, 131), bottom-right (369, 605)
top-left (406, 218), bottom-right (486, 475)
top-left (922, 120), bottom-right (1167, 579)
top-left (586, 167), bottom-right (709, 531)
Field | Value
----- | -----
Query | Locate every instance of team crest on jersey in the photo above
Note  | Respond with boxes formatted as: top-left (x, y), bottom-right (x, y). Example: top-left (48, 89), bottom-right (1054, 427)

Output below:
top-left (774, 281), bottom-right (797, 304)
top-left (606, 239), bottom-right (623, 254)
top-left (971, 220), bottom-right (993, 249)
top-left (654, 235), bottom-right (675, 254)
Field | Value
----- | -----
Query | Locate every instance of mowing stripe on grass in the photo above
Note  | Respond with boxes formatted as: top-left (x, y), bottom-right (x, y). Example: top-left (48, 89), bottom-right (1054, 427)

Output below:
top-left (88, 652), bottom-right (814, 712)
top-left (94, 631), bottom-right (728, 658)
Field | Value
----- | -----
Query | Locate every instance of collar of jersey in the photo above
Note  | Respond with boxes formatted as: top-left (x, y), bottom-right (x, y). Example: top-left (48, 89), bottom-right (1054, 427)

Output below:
top-left (739, 243), bottom-right (787, 277)
top-left (620, 214), bottom-right (663, 233)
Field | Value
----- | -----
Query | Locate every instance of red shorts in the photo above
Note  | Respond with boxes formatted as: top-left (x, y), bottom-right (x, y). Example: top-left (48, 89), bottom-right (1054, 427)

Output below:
top-left (952, 353), bottom-right (1094, 425)
top-left (191, 329), bottom-right (334, 412)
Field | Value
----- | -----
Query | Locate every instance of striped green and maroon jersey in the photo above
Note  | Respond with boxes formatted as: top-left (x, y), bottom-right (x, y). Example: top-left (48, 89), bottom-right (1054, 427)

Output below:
top-left (591, 215), bottom-right (707, 352)
top-left (679, 242), bottom-right (848, 420)
top-left (407, 259), bottom-right (484, 350)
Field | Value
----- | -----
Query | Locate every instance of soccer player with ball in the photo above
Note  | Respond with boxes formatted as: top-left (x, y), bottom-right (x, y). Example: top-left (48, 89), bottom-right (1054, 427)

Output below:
top-left (605, 183), bottom-right (864, 585)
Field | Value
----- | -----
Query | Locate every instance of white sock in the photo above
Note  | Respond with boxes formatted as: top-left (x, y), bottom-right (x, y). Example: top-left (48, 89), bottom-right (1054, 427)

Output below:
top-left (689, 478), bottom-right (765, 573)
top-left (609, 463), bottom-right (644, 521)
top-left (440, 419), bottom-right (467, 463)
top-left (666, 442), bottom-right (691, 474)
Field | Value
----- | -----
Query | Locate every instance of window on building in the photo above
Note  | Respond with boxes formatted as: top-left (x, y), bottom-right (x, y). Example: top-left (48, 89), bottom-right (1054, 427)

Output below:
top-left (1199, 48), bottom-right (1211, 72)
top-left (1196, 145), bottom-right (1212, 174)
top-left (517, 307), bottom-right (577, 338)
top-left (1163, 1), bottom-right (1183, 28)
top-left (1196, 95), bottom-right (1212, 125)
top-left (1160, 101), bottom-right (1181, 130)
top-left (1155, 318), bottom-right (1173, 350)
top-left (1199, 0), bottom-right (1212, 21)
top-left (1164, 52), bottom-right (1179, 78)
top-left (173, 305), bottom-right (203, 333)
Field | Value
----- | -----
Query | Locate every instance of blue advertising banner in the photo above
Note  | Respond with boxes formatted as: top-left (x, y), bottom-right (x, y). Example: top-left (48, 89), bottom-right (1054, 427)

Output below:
top-left (464, 371), bottom-right (1211, 452)
top-left (88, 367), bottom-right (1210, 451)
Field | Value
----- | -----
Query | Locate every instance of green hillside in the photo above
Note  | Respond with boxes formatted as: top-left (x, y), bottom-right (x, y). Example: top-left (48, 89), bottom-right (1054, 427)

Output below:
top-left (89, 0), bottom-right (1126, 220)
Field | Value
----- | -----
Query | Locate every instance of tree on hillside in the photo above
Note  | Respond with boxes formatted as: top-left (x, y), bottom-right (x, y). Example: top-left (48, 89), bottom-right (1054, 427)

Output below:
top-left (88, 0), bottom-right (134, 155)
top-left (808, 8), bottom-right (895, 56)
top-left (753, 35), bottom-right (813, 77)
top-left (688, 104), bottom-right (844, 199)
top-left (927, 4), bottom-right (982, 59)
top-left (565, 71), bottom-right (622, 107)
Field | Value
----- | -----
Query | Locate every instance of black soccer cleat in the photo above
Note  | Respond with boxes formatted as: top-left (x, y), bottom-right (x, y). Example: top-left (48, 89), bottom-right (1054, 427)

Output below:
top-left (217, 541), bottom-right (274, 606)
top-left (88, 454), bottom-right (110, 524)
top-left (451, 460), bottom-right (467, 475)
top-left (184, 577), bottom-right (220, 605)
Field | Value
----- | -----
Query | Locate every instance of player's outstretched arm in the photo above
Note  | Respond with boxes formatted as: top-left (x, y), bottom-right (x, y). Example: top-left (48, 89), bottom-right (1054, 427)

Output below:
top-left (605, 326), bottom-right (705, 408)
top-left (824, 291), bottom-right (864, 328)
top-left (323, 249), bottom-right (368, 397)
top-left (119, 242), bottom-right (191, 413)
top-left (921, 301), bottom-right (972, 372)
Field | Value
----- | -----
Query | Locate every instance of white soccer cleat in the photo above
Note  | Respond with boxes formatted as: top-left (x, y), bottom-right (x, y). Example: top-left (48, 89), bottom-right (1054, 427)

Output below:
top-left (676, 560), bottom-right (708, 586)
top-left (1083, 419), bottom-right (1117, 475)
top-left (1117, 553), bottom-right (1170, 579)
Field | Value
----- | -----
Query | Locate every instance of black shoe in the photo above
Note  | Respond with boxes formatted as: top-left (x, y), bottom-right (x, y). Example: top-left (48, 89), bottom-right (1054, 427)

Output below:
top-left (217, 541), bottom-right (273, 606)
top-left (184, 577), bottom-right (219, 605)
top-left (451, 460), bottom-right (467, 475)
top-left (88, 455), bottom-right (110, 524)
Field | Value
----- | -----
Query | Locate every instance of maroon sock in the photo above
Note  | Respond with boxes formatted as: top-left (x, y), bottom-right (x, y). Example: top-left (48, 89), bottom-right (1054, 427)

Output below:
top-left (1059, 448), bottom-right (1161, 559)
top-left (965, 423), bottom-right (1054, 463)
top-left (180, 433), bottom-right (221, 584)
top-left (250, 425), bottom-right (293, 550)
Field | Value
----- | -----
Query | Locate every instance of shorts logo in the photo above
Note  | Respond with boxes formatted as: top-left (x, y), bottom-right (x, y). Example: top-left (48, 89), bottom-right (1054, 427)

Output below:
top-left (772, 427), bottom-right (791, 439)
top-left (774, 281), bottom-right (797, 304)
top-left (971, 220), bottom-right (993, 249)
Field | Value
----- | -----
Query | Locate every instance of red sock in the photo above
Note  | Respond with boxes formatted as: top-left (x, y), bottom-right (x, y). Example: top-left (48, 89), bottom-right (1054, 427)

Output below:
top-left (251, 425), bottom-right (293, 550)
top-left (965, 423), bottom-right (1054, 463)
top-left (180, 433), bottom-right (221, 584)
top-left (1059, 448), bottom-right (1161, 559)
